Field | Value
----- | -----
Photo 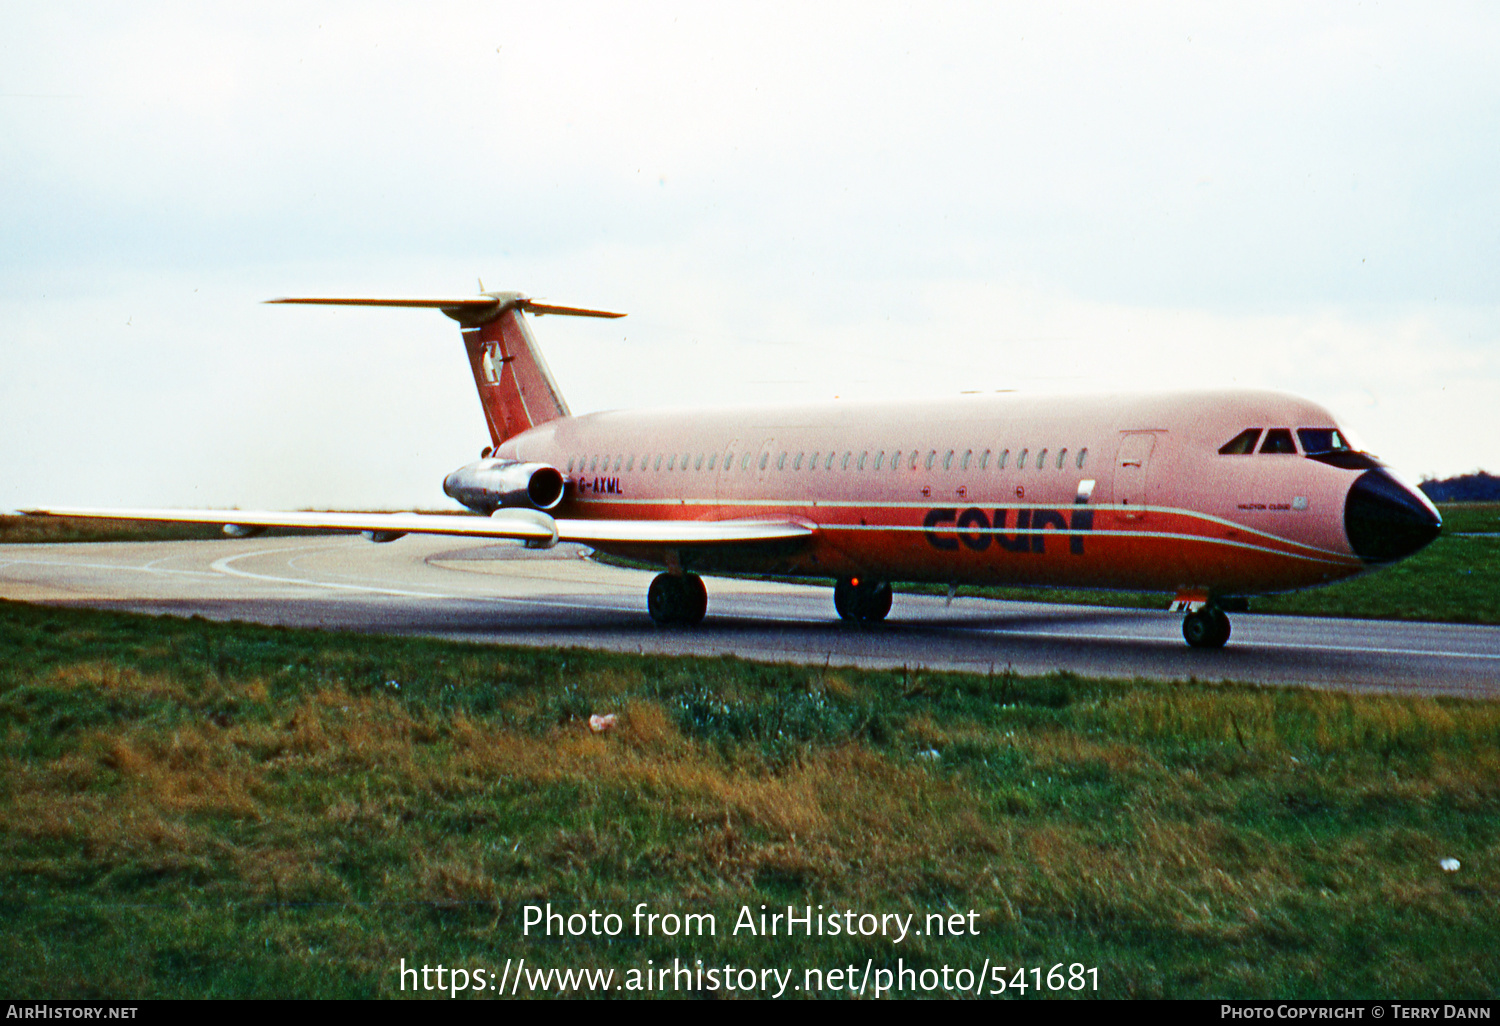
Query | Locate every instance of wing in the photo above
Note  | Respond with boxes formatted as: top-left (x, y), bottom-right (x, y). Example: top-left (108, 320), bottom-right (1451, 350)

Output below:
top-left (18, 506), bottom-right (813, 549)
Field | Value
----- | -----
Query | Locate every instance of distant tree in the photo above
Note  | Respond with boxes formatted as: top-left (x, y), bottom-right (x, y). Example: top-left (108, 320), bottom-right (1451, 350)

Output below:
top-left (1418, 471), bottom-right (1500, 502)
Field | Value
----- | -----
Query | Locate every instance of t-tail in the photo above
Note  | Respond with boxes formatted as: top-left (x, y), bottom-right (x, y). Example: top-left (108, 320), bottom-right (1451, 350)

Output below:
top-left (265, 291), bottom-right (624, 446)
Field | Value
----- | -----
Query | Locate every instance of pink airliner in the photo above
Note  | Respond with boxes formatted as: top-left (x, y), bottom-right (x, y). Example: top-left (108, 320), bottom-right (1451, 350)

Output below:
top-left (26, 291), bottom-right (1441, 649)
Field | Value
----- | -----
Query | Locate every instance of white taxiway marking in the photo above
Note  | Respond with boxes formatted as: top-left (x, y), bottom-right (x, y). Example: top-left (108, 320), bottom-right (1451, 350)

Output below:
top-left (0, 558), bottom-right (220, 579)
top-left (956, 624), bottom-right (1500, 661)
top-left (208, 546), bottom-right (649, 616)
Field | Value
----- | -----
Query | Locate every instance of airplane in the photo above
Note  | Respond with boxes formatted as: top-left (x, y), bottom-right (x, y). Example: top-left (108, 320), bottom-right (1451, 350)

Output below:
top-left (23, 290), bottom-right (1443, 648)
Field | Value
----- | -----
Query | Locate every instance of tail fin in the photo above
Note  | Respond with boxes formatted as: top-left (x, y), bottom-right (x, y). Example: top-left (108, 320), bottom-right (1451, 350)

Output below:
top-left (266, 291), bottom-right (625, 446)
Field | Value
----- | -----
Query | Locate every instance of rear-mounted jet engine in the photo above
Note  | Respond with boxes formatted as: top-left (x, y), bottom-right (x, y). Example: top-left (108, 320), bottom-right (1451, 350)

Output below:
top-left (442, 459), bottom-right (565, 514)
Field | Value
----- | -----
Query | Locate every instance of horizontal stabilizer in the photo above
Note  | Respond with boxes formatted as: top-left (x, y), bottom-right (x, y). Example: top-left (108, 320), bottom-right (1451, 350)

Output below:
top-left (265, 294), bottom-right (625, 323)
top-left (266, 296), bottom-right (500, 310)
top-left (522, 302), bottom-right (627, 319)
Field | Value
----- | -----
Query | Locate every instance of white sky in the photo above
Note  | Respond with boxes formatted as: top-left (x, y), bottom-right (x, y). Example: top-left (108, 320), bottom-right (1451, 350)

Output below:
top-left (3, 2), bottom-right (1496, 509)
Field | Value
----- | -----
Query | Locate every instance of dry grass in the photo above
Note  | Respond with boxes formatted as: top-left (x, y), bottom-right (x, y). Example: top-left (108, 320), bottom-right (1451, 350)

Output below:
top-left (1, 601), bottom-right (1497, 998)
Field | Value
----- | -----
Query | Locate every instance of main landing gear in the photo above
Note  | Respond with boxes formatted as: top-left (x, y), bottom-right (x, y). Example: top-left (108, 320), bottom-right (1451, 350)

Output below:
top-left (648, 572), bottom-right (708, 626)
top-left (1182, 606), bottom-right (1232, 649)
top-left (833, 576), bottom-right (893, 624)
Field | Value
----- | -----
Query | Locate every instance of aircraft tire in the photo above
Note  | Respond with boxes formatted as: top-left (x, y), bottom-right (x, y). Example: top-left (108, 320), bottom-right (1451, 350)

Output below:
top-left (855, 579), bottom-right (893, 622)
top-left (835, 577), bottom-right (892, 623)
top-left (833, 578), bottom-right (856, 621)
top-left (648, 573), bottom-right (708, 626)
top-left (1183, 607), bottom-right (1231, 648)
top-left (680, 573), bottom-right (708, 625)
top-left (648, 573), bottom-right (684, 625)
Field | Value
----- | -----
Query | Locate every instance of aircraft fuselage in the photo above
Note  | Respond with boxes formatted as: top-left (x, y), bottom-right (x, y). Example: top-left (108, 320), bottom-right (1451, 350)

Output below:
top-left (496, 387), bottom-right (1438, 601)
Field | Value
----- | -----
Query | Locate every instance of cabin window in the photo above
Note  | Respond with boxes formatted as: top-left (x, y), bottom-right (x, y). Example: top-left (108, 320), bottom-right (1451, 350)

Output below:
top-left (808, 452), bottom-right (818, 470)
top-left (998, 449), bottom-right (1010, 469)
top-left (858, 451), bottom-right (868, 470)
top-left (668, 454), bottom-right (677, 471)
top-left (943, 450), bottom-right (954, 470)
top-left (793, 452), bottom-right (804, 470)
top-left (589, 456), bottom-right (599, 473)
top-left (841, 451), bottom-right (851, 471)
top-left (743, 452), bottom-right (753, 471)
top-left (614, 456), bottom-right (623, 472)
top-left (1057, 448), bottom-right (1067, 469)
top-left (759, 452), bottom-right (769, 470)
top-left (1260, 429), bottom-right (1297, 455)
top-left (925, 451), bottom-right (937, 471)
top-left (1297, 428), bottom-right (1349, 454)
top-left (654, 455), bottom-right (663, 471)
top-left (626, 455), bottom-right (635, 471)
top-left (978, 449), bottom-right (990, 469)
top-left (1218, 429), bottom-right (1262, 455)
top-left (681, 452), bottom-right (690, 470)
top-left (1037, 448), bottom-right (1048, 469)
top-left (962, 450), bottom-right (972, 470)
top-left (1077, 448), bottom-right (1087, 469)
top-left (566, 458), bottom-right (575, 473)
top-left (693, 453), bottom-right (703, 470)
top-left (873, 451), bottom-right (885, 470)
top-left (1018, 449), bottom-right (1029, 470)
top-left (724, 452), bottom-right (734, 470)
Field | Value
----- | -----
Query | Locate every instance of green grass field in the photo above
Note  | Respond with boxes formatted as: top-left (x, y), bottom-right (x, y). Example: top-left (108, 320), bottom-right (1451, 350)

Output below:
top-left (1, 600), bottom-right (1496, 998)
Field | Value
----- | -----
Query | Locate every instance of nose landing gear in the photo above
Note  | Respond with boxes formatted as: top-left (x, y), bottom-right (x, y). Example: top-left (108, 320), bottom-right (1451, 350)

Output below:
top-left (647, 572), bottom-right (708, 626)
top-left (833, 576), bottom-right (893, 623)
top-left (1182, 606), bottom-right (1232, 649)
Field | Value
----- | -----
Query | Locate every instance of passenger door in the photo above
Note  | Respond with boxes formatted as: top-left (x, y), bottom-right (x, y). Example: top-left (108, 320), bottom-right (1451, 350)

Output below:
top-left (1114, 432), bottom-right (1157, 522)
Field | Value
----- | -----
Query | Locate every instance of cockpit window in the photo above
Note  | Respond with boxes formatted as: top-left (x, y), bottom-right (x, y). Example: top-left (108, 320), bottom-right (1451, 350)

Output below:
top-left (1218, 429), bottom-right (1262, 455)
top-left (1297, 428), bottom-right (1349, 454)
top-left (1259, 428), bottom-right (1297, 454)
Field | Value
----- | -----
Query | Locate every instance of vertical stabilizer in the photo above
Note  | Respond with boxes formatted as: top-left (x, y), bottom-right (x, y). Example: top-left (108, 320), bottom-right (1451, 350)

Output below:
top-left (461, 301), bottom-right (571, 446)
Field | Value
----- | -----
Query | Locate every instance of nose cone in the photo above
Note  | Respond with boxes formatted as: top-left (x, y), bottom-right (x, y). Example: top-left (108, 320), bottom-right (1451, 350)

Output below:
top-left (1344, 470), bottom-right (1442, 563)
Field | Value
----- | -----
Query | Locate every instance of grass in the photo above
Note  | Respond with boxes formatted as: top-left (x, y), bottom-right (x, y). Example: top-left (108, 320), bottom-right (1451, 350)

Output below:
top-left (0, 516), bottom-right (235, 544)
top-left (0, 516), bottom-right (335, 545)
top-left (1, 599), bottom-right (1497, 998)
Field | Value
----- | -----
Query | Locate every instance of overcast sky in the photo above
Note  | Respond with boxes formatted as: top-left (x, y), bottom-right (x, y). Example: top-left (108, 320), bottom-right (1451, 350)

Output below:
top-left (3, 2), bottom-right (1496, 509)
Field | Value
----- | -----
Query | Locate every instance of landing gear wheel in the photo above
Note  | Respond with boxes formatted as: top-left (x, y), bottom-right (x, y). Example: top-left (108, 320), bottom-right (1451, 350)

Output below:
top-left (648, 572), bottom-right (707, 626)
top-left (833, 577), bottom-right (893, 624)
top-left (1183, 607), bottom-right (1231, 649)
top-left (834, 578), bottom-right (855, 620)
top-left (680, 573), bottom-right (708, 625)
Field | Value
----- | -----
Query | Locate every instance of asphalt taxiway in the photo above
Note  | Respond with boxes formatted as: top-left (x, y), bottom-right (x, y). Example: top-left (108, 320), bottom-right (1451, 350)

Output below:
top-left (1, 535), bottom-right (1497, 698)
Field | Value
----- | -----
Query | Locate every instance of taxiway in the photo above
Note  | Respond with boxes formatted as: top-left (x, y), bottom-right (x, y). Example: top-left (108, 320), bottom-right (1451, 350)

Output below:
top-left (1, 535), bottom-right (1496, 698)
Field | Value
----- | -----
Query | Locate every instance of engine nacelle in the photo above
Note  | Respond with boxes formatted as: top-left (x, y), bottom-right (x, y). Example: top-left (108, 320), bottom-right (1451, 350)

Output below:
top-left (442, 459), bottom-right (565, 514)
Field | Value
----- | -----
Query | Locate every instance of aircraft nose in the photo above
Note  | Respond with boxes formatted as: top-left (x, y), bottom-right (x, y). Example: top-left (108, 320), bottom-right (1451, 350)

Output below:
top-left (1344, 470), bottom-right (1442, 562)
